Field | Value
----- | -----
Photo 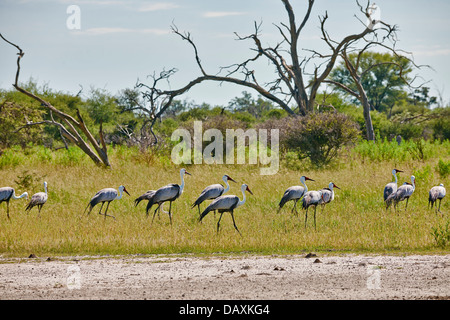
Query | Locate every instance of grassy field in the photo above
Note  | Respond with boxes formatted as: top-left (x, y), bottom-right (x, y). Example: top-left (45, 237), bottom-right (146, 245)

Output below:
top-left (0, 143), bottom-right (449, 257)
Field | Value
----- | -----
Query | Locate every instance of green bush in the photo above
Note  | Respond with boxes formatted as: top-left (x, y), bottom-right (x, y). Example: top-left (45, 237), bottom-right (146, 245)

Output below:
top-left (260, 112), bottom-right (360, 167)
top-left (436, 158), bottom-right (450, 178)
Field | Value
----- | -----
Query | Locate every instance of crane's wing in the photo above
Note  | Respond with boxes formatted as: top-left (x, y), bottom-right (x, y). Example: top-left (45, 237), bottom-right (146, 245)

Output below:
top-left (319, 188), bottom-right (332, 204)
top-left (279, 186), bottom-right (305, 208)
top-left (154, 184), bottom-right (181, 203)
top-left (25, 192), bottom-right (47, 211)
top-left (199, 195), bottom-right (239, 221)
top-left (192, 184), bottom-right (224, 208)
top-left (134, 190), bottom-right (156, 207)
top-left (0, 187), bottom-right (13, 202)
top-left (384, 182), bottom-right (396, 201)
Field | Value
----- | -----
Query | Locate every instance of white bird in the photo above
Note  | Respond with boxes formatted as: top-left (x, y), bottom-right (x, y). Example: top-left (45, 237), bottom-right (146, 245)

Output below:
top-left (84, 185), bottom-right (130, 219)
top-left (192, 174), bottom-right (236, 219)
top-left (278, 176), bottom-right (315, 215)
top-left (0, 187), bottom-right (28, 219)
top-left (199, 183), bottom-right (253, 235)
top-left (302, 190), bottom-right (322, 230)
top-left (385, 175), bottom-right (415, 211)
top-left (384, 169), bottom-right (403, 201)
top-left (146, 168), bottom-right (191, 225)
top-left (25, 181), bottom-right (48, 216)
top-left (429, 183), bottom-right (446, 213)
top-left (318, 182), bottom-right (340, 214)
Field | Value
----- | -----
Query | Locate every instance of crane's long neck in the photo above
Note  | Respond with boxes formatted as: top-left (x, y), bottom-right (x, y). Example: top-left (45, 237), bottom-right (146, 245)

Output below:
top-left (44, 184), bottom-right (48, 194)
top-left (393, 172), bottom-right (398, 185)
top-left (237, 186), bottom-right (246, 208)
top-left (301, 178), bottom-right (308, 193)
top-left (223, 177), bottom-right (230, 194)
top-left (179, 171), bottom-right (185, 194)
top-left (11, 190), bottom-right (27, 200)
top-left (116, 189), bottom-right (124, 200)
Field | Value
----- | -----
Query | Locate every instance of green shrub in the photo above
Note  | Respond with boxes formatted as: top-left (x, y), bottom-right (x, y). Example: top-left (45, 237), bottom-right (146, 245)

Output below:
top-left (260, 112), bottom-right (360, 167)
top-left (436, 158), bottom-right (450, 178)
top-left (431, 220), bottom-right (450, 248)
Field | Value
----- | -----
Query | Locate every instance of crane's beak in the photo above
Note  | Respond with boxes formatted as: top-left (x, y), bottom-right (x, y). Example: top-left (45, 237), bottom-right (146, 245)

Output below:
top-left (227, 176), bottom-right (237, 183)
top-left (305, 177), bottom-right (315, 181)
top-left (394, 169), bottom-right (403, 173)
top-left (333, 183), bottom-right (341, 189)
top-left (123, 187), bottom-right (130, 196)
top-left (246, 186), bottom-right (253, 195)
top-left (185, 171), bottom-right (192, 176)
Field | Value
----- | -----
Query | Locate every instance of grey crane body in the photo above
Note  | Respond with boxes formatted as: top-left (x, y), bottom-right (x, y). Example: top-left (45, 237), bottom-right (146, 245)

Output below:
top-left (384, 169), bottom-right (403, 201)
top-left (25, 182), bottom-right (48, 216)
top-left (84, 185), bottom-right (130, 219)
top-left (429, 184), bottom-right (446, 213)
top-left (385, 175), bottom-right (415, 211)
top-left (199, 184), bottom-right (253, 235)
top-left (318, 182), bottom-right (340, 214)
top-left (278, 176), bottom-right (314, 215)
top-left (302, 190), bottom-right (322, 230)
top-left (0, 187), bottom-right (28, 219)
top-left (192, 174), bottom-right (236, 219)
top-left (146, 168), bottom-right (191, 225)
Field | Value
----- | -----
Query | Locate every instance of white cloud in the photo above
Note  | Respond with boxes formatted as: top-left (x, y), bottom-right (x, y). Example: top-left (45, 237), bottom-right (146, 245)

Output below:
top-left (413, 48), bottom-right (450, 57)
top-left (138, 2), bottom-right (180, 12)
top-left (203, 11), bottom-right (246, 18)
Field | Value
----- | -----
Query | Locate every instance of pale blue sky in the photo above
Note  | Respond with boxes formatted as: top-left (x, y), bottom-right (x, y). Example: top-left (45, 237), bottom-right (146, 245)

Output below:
top-left (1, 0), bottom-right (449, 106)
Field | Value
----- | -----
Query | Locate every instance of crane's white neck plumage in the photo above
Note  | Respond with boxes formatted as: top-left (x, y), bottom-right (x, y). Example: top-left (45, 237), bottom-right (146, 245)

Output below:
top-left (12, 189), bottom-right (28, 200)
top-left (392, 169), bottom-right (398, 185)
top-left (300, 176), bottom-right (308, 193)
top-left (179, 169), bottom-right (186, 194)
top-left (410, 175), bottom-right (416, 190)
top-left (43, 182), bottom-right (48, 194)
top-left (116, 186), bottom-right (125, 200)
top-left (237, 184), bottom-right (247, 208)
top-left (222, 175), bottom-right (231, 194)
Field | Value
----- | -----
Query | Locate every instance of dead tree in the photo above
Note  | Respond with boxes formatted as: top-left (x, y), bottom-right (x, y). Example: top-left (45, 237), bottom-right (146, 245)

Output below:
top-left (136, 0), bottom-right (394, 118)
top-left (0, 33), bottom-right (111, 168)
top-left (322, 2), bottom-right (426, 141)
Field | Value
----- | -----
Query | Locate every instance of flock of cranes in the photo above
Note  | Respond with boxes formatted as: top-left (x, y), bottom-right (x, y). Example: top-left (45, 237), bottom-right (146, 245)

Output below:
top-left (0, 168), bottom-right (447, 234)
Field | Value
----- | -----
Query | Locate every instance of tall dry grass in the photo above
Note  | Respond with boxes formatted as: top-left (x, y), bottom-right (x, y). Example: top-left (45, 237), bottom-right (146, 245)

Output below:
top-left (0, 144), bottom-right (449, 257)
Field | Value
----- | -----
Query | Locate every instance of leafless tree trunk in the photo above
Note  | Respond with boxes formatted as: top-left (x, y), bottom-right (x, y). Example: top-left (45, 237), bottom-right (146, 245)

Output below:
top-left (136, 0), bottom-right (392, 119)
top-left (1, 33), bottom-right (111, 168)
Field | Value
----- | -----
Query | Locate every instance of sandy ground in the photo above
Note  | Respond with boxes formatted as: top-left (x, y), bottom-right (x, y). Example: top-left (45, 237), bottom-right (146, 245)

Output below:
top-left (0, 253), bottom-right (449, 300)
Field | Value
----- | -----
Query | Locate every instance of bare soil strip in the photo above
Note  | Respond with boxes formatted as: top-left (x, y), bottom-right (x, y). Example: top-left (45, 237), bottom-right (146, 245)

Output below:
top-left (0, 254), bottom-right (449, 300)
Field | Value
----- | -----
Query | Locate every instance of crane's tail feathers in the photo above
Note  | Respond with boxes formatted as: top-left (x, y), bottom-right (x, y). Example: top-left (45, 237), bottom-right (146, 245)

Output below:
top-left (145, 200), bottom-right (154, 216)
top-left (199, 208), bottom-right (211, 222)
top-left (83, 202), bottom-right (93, 215)
top-left (134, 198), bottom-right (142, 207)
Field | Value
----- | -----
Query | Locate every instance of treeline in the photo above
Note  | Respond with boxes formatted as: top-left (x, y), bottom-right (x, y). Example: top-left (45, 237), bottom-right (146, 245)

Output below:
top-left (0, 78), bottom-right (449, 167)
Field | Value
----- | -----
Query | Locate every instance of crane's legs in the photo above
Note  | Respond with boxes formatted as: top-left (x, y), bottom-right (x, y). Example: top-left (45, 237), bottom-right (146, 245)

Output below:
top-left (6, 201), bottom-right (10, 220)
top-left (151, 205), bottom-right (160, 224)
top-left (304, 208), bottom-right (308, 228)
top-left (405, 198), bottom-right (409, 211)
top-left (230, 211), bottom-right (242, 236)
top-left (168, 201), bottom-right (173, 225)
top-left (97, 202), bottom-right (105, 216)
top-left (292, 200), bottom-right (299, 216)
top-left (313, 206), bottom-right (317, 231)
top-left (217, 212), bottom-right (224, 233)
top-left (438, 199), bottom-right (442, 214)
top-left (103, 201), bottom-right (115, 219)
